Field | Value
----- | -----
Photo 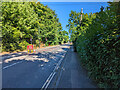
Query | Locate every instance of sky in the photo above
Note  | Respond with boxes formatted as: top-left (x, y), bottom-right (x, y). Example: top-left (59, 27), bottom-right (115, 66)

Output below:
top-left (39, 0), bottom-right (112, 2)
top-left (40, 2), bottom-right (109, 34)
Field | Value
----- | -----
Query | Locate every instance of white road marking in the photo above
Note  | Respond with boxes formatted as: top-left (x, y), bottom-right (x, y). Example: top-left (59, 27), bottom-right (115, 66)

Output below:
top-left (41, 59), bottom-right (62, 89)
top-left (3, 61), bottom-right (23, 70)
top-left (41, 72), bottom-right (53, 89)
top-left (3, 55), bottom-right (29, 70)
top-left (2, 45), bottom-right (60, 70)
top-left (45, 72), bottom-right (56, 89)
top-left (2, 45), bottom-right (70, 88)
top-left (41, 53), bottom-right (66, 89)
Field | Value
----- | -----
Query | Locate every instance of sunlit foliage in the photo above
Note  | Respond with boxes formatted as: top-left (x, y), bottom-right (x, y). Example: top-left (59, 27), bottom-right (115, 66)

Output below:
top-left (2, 2), bottom-right (69, 51)
top-left (67, 2), bottom-right (120, 88)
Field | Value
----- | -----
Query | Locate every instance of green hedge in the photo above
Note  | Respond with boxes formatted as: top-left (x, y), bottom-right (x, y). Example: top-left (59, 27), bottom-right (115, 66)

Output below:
top-left (75, 2), bottom-right (120, 88)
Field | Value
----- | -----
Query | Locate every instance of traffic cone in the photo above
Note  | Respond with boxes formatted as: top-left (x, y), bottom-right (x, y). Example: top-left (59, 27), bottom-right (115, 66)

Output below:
top-left (34, 50), bottom-right (36, 53)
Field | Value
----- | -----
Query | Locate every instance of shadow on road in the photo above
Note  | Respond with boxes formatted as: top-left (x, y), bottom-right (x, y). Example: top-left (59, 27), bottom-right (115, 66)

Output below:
top-left (2, 47), bottom-right (69, 68)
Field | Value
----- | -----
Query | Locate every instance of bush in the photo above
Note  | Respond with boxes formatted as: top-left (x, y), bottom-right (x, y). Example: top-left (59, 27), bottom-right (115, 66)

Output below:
top-left (35, 40), bottom-right (40, 47)
top-left (75, 2), bottom-right (120, 88)
top-left (18, 40), bottom-right (29, 50)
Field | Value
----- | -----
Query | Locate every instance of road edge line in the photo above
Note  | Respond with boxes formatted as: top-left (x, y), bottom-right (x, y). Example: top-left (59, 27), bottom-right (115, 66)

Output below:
top-left (54, 45), bottom-right (71, 88)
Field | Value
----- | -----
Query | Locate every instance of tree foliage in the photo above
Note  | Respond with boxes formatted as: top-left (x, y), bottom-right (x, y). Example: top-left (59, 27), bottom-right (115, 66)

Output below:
top-left (68, 2), bottom-right (120, 88)
top-left (2, 2), bottom-right (69, 51)
top-left (58, 30), bottom-right (69, 44)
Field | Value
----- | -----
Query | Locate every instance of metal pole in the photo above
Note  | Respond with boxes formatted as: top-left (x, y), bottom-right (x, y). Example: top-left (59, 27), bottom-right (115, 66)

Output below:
top-left (30, 36), bottom-right (32, 44)
top-left (80, 8), bottom-right (83, 24)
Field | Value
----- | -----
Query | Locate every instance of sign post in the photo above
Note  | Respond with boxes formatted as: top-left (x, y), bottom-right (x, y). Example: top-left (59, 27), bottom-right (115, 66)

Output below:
top-left (30, 37), bottom-right (32, 44)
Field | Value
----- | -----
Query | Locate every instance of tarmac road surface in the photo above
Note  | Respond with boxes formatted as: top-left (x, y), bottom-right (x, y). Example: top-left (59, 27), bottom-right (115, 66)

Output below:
top-left (2, 44), bottom-right (97, 89)
top-left (2, 44), bottom-right (70, 88)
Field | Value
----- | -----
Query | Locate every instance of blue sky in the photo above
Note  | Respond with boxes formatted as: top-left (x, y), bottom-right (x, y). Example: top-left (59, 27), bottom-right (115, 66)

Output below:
top-left (40, 2), bottom-right (109, 34)
top-left (39, 0), bottom-right (111, 2)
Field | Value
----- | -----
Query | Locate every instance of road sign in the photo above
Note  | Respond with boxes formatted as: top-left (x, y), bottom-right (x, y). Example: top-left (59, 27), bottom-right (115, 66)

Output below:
top-left (27, 45), bottom-right (33, 50)
top-left (27, 45), bottom-right (34, 53)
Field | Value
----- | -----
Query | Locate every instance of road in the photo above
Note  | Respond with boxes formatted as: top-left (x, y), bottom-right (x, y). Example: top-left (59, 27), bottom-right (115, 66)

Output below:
top-left (2, 44), bottom-right (70, 88)
top-left (49, 46), bottom-right (97, 88)
top-left (2, 44), bottom-right (97, 89)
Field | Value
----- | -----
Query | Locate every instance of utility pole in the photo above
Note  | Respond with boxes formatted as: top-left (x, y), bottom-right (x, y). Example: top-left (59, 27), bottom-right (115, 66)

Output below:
top-left (80, 8), bottom-right (83, 24)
